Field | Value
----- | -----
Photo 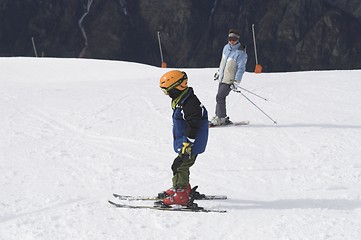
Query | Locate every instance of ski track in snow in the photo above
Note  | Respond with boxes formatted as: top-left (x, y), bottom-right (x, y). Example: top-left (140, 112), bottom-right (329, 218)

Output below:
top-left (1, 57), bottom-right (361, 240)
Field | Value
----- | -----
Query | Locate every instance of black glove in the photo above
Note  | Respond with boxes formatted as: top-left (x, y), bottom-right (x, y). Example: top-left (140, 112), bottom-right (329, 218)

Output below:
top-left (231, 81), bottom-right (241, 91)
top-left (214, 72), bottom-right (219, 81)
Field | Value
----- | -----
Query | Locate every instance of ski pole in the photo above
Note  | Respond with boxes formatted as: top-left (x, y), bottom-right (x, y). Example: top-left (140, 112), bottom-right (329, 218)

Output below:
top-left (234, 90), bottom-right (277, 124)
top-left (237, 87), bottom-right (268, 101)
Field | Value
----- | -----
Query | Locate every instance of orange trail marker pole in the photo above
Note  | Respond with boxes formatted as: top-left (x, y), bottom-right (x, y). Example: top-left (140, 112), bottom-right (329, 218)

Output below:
top-left (157, 31), bottom-right (167, 68)
top-left (252, 24), bottom-right (262, 73)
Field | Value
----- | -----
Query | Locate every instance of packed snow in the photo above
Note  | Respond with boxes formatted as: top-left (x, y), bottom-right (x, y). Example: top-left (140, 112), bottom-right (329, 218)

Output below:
top-left (1, 57), bottom-right (361, 240)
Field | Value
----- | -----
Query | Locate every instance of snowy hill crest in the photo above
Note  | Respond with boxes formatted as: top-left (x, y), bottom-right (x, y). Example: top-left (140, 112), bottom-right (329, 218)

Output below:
top-left (1, 57), bottom-right (361, 240)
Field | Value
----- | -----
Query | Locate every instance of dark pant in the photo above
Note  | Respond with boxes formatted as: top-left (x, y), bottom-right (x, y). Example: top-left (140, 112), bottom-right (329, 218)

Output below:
top-left (215, 83), bottom-right (232, 118)
top-left (171, 154), bottom-right (197, 188)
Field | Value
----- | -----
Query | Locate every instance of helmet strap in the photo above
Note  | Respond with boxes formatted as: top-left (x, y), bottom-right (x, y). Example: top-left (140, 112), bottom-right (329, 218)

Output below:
top-left (171, 88), bottom-right (189, 109)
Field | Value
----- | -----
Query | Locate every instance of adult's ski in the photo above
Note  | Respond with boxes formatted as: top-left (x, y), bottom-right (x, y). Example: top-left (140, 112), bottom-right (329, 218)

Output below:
top-left (209, 120), bottom-right (250, 128)
top-left (112, 193), bottom-right (227, 201)
top-left (108, 200), bottom-right (226, 213)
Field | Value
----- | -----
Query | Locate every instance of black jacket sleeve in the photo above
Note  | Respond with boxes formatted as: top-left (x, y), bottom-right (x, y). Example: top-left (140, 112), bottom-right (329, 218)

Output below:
top-left (182, 94), bottom-right (203, 140)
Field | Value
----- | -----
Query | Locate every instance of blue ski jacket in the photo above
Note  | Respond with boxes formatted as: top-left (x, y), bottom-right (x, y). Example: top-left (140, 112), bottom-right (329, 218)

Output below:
top-left (172, 88), bottom-right (208, 155)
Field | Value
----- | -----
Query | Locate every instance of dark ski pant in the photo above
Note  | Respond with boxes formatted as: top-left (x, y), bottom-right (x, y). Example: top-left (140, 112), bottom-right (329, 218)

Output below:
top-left (171, 154), bottom-right (197, 188)
top-left (215, 83), bottom-right (232, 118)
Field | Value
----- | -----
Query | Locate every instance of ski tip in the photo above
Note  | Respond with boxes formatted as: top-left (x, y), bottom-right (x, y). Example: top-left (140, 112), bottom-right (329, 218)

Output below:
top-left (108, 200), bottom-right (118, 204)
top-left (108, 200), bottom-right (119, 207)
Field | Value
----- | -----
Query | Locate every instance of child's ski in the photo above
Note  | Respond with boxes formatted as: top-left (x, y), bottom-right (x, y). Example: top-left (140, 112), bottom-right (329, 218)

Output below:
top-left (108, 200), bottom-right (226, 213)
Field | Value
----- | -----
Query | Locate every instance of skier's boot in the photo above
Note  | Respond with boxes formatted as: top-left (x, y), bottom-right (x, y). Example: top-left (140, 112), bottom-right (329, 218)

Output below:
top-left (162, 188), bottom-right (190, 206)
top-left (158, 183), bottom-right (192, 199)
top-left (185, 183), bottom-right (192, 195)
top-left (210, 116), bottom-right (232, 126)
top-left (223, 116), bottom-right (233, 125)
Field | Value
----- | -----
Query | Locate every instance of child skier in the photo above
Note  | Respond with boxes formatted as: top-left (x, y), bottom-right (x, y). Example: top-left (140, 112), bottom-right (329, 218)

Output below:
top-left (159, 70), bottom-right (209, 206)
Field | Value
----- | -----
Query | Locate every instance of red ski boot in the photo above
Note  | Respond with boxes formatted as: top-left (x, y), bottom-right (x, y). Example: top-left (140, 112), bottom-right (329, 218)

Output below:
top-left (162, 188), bottom-right (190, 206)
top-left (186, 183), bottom-right (192, 194)
top-left (158, 183), bottom-right (192, 199)
top-left (157, 187), bottom-right (175, 199)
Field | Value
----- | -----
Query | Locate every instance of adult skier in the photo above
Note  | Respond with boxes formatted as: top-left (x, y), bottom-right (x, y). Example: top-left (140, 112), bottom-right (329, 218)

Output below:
top-left (159, 70), bottom-right (209, 206)
top-left (211, 29), bottom-right (248, 126)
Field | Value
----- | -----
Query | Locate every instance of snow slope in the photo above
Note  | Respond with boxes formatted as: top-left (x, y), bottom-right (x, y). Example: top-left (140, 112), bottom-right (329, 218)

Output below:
top-left (1, 57), bottom-right (361, 240)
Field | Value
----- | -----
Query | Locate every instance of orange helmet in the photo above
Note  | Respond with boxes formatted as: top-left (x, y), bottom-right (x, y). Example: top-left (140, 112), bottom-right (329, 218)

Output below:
top-left (160, 70), bottom-right (188, 94)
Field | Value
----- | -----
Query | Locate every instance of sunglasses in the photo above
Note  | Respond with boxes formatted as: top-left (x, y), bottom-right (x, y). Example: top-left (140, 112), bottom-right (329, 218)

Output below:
top-left (161, 88), bottom-right (169, 95)
top-left (228, 37), bottom-right (239, 42)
